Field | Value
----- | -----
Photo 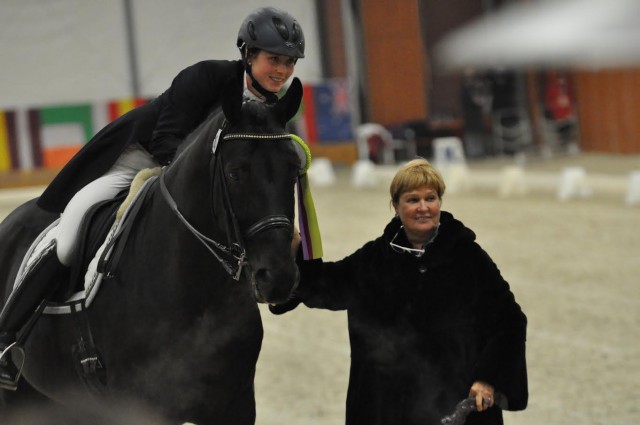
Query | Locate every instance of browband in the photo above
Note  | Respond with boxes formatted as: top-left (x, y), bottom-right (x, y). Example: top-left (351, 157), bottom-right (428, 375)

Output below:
top-left (212, 130), bottom-right (311, 174)
top-left (222, 133), bottom-right (290, 140)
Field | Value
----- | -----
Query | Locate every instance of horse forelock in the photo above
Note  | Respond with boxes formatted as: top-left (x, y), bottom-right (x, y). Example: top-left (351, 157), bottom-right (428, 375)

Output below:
top-left (228, 100), bottom-right (284, 134)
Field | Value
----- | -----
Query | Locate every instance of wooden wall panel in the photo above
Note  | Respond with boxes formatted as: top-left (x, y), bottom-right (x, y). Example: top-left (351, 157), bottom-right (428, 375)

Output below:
top-left (420, 0), bottom-right (484, 118)
top-left (317, 0), bottom-right (347, 78)
top-left (574, 70), bottom-right (640, 153)
top-left (359, 0), bottom-right (427, 125)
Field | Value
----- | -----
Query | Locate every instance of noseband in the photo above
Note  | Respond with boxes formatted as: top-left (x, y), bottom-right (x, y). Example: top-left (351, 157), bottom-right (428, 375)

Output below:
top-left (244, 215), bottom-right (292, 239)
top-left (159, 129), bottom-right (294, 281)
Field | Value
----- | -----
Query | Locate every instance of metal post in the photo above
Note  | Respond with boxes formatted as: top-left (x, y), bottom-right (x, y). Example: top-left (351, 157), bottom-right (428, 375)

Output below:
top-left (340, 0), bottom-right (366, 126)
top-left (123, 0), bottom-right (140, 97)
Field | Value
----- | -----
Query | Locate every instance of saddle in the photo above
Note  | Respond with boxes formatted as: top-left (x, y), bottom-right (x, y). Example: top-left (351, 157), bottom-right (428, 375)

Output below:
top-left (13, 168), bottom-right (162, 315)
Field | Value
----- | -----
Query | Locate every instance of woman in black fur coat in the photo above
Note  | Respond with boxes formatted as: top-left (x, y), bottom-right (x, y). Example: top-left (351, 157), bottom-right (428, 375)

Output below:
top-left (273, 158), bottom-right (528, 425)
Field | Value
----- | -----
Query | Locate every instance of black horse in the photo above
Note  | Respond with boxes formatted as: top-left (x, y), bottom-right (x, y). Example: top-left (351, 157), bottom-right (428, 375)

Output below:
top-left (0, 78), bottom-right (305, 424)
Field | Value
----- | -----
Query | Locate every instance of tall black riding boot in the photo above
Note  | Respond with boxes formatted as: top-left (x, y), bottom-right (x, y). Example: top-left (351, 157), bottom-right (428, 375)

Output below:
top-left (0, 247), bottom-right (67, 391)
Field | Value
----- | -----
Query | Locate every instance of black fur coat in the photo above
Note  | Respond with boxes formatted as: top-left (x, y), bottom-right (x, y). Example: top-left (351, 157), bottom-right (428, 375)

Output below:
top-left (295, 212), bottom-right (528, 425)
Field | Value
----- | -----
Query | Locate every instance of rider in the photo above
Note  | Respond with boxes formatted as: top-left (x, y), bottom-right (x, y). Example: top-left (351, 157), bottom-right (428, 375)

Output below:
top-left (0, 6), bottom-right (305, 391)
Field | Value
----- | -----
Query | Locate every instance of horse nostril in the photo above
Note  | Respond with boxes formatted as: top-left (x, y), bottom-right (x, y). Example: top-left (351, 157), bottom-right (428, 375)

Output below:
top-left (254, 268), bottom-right (271, 284)
top-left (253, 266), bottom-right (297, 304)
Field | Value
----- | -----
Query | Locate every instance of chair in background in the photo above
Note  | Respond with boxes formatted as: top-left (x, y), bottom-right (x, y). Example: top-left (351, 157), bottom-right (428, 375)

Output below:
top-left (432, 137), bottom-right (470, 193)
top-left (433, 137), bottom-right (466, 168)
top-left (355, 123), bottom-right (416, 165)
top-left (540, 111), bottom-right (579, 155)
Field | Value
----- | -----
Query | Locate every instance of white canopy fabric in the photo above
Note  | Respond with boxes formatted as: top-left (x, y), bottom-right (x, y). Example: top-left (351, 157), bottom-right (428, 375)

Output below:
top-left (436, 0), bottom-right (640, 70)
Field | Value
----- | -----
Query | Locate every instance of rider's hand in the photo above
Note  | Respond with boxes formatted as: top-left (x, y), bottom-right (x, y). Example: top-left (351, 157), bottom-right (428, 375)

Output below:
top-left (469, 381), bottom-right (495, 412)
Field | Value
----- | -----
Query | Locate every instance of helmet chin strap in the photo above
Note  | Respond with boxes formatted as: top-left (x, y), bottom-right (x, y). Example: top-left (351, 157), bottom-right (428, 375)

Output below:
top-left (243, 58), bottom-right (279, 104)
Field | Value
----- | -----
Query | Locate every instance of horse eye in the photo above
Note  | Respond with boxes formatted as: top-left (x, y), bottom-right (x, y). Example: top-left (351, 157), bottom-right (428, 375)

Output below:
top-left (227, 169), bottom-right (241, 181)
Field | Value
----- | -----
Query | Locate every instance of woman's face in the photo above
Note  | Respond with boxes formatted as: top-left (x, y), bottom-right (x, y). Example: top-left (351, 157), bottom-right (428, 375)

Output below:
top-left (248, 50), bottom-right (296, 95)
top-left (394, 184), bottom-right (441, 247)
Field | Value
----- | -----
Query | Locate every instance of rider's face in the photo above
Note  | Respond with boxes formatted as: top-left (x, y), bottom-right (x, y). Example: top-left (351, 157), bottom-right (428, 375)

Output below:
top-left (247, 50), bottom-right (297, 96)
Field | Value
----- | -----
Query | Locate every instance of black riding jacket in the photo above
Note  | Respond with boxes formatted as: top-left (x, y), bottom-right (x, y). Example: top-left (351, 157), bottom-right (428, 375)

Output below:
top-left (37, 60), bottom-right (244, 213)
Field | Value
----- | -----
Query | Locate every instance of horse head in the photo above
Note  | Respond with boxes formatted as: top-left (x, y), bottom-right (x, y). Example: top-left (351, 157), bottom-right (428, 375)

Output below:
top-left (206, 77), bottom-right (304, 304)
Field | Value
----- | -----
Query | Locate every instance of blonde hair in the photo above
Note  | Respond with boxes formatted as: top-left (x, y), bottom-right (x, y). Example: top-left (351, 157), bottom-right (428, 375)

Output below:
top-left (389, 158), bottom-right (446, 206)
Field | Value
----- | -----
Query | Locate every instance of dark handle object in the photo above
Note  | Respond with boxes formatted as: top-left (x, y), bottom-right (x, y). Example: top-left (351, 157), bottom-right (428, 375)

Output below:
top-left (440, 393), bottom-right (508, 425)
top-left (268, 296), bottom-right (301, 315)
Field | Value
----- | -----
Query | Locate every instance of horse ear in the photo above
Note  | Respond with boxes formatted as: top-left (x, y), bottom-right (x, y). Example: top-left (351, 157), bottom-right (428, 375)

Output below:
top-left (275, 77), bottom-right (303, 127)
top-left (222, 77), bottom-right (244, 124)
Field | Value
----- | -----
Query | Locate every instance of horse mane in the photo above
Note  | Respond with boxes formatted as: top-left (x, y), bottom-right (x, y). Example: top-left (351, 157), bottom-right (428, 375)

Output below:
top-left (174, 107), bottom-right (227, 159)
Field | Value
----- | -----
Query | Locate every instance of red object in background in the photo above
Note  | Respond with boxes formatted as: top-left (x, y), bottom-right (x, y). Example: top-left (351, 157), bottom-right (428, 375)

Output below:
top-left (544, 71), bottom-right (575, 121)
top-left (366, 133), bottom-right (385, 163)
top-left (301, 84), bottom-right (318, 144)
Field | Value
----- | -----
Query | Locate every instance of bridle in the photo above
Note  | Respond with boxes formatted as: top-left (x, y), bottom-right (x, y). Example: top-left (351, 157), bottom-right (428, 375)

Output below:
top-left (159, 127), bottom-right (296, 281)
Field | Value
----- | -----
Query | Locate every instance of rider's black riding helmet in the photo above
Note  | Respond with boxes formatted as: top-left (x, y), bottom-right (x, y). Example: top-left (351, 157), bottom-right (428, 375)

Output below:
top-left (236, 7), bottom-right (305, 103)
top-left (237, 7), bottom-right (305, 60)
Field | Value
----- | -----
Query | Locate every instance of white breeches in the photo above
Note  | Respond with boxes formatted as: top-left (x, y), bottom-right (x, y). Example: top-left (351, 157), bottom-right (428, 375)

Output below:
top-left (56, 144), bottom-right (158, 266)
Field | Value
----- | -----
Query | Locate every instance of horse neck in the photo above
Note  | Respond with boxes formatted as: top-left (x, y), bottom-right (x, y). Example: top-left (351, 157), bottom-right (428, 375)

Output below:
top-left (161, 137), bottom-right (219, 235)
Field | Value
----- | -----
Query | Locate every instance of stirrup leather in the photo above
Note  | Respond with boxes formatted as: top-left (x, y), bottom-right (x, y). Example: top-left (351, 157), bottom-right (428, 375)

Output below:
top-left (0, 342), bottom-right (25, 391)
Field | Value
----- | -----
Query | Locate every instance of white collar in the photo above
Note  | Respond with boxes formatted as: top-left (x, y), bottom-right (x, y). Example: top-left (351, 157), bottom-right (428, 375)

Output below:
top-left (243, 72), bottom-right (265, 102)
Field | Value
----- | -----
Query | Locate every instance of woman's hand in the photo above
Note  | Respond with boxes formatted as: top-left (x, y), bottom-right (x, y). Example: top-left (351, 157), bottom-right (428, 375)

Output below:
top-left (291, 225), bottom-right (301, 257)
top-left (469, 381), bottom-right (495, 412)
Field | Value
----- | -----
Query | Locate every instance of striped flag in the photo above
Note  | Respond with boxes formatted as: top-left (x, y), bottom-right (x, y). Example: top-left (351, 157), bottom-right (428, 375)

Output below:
top-left (296, 79), bottom-right (353, 145)
top-left (0, 110), bottom-right (19, 171)
top-left (28, 104), bottom-right (93, 169)
top-left (108, 97), bottom-right (148, 121)
top-left (1, 97), bottom-right (150, 173)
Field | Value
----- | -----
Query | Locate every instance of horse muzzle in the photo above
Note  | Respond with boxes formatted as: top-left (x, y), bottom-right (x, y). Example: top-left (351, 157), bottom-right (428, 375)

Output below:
top-left (244, 215), bottom-right (299, 304)
top-left (251, 265), bottom-right (300, 304)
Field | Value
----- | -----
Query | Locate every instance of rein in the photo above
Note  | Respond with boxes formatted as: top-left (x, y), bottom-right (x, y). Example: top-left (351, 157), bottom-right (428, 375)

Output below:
top-left (159, 129), bottom-right (295, 281)
top-left (159, 170), bottom-right (247, 280)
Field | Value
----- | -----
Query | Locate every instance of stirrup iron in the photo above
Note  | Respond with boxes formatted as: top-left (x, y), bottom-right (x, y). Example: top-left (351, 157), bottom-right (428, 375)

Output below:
top-left (0, 342), bottom-right (26, 391)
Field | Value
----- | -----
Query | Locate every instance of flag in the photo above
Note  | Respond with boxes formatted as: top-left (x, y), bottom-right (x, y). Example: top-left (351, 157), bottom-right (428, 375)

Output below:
top-left (0, 110), bottom-right (19, 171)
top-left (108, 97), bottom-right (148, 121)
top-left (28, 104), bottom-right (93, 169)
top-left (297, 79), bottom-right (353, 144)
